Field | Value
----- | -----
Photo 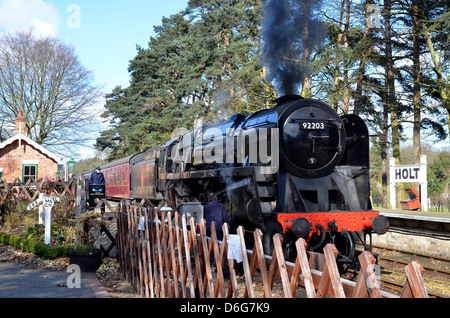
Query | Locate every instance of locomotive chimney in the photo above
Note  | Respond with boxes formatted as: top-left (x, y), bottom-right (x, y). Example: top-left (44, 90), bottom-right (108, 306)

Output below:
top-left (275, 94), bottom-right (303, 106)
top-left (15, 111), bottom-right (28, 135)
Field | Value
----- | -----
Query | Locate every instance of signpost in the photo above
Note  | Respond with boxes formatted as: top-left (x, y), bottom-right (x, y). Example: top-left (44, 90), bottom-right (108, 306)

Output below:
top-left (389, 155), bottom-right (428, 211)
top-left (27, 194), bottom-right (60, 244)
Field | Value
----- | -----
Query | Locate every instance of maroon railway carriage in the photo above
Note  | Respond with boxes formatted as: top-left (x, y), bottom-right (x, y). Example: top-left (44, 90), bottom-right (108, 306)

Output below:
top-left (82, 155), bottom-right (132, 200)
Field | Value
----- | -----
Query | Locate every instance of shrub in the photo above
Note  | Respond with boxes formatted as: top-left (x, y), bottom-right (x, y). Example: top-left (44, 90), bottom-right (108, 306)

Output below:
top-left (22, 239), bottom-right (40, 253)
top-left (0, 231), bottom-right (73, 259)
top-left (9, 235), bottom-right (23, 249)
top-left (33, 242), bottom-right (48, 257)
top-left (1, 233), bottom-right (11, 245)
top-left (27, 223), bottom-right (68, 245)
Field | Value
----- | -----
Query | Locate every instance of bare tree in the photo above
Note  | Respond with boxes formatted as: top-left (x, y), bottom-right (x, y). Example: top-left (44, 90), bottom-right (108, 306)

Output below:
top-left (0, 30), bottom-right (101, 154)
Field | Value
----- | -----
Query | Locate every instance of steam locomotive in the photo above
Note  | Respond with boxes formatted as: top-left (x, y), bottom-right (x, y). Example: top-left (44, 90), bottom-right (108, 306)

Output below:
top-left (81, 95), bottom-right (389, 265)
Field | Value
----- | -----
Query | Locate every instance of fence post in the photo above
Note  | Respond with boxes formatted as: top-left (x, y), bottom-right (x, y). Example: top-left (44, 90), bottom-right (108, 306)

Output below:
top-left (294, 238), bottom-right (316, 298)
top-left (210, 222), bottom-right (226, 298)
top-left (199, 218), bottom-right (215, 297)
top-left (253, 229), bottom-right (272, 298)
top-left (353, 251), bottom-right (381, 298)
top-left (324, 244), bottom-right (346, 298)
top-left (182, 214), bottom-right (195, 298)
top-left (317, 244), bottom-right (342, 298)
top-left (272, 234), bottom-right (293, 298)
top-left (222, 223), bottom-right (239, 298)
top-left (143, 206), bottom-right (155, 298)
top-left (174, 212), bottom-right (187, 298)
top-left (401, 261), bottom-right (428, 298)
top-left (237, 226), bottom-right (255, 298)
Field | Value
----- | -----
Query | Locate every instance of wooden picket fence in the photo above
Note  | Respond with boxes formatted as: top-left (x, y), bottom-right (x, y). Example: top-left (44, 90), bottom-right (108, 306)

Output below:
top-left (0, 177), bottom-right (76, 216)
top-left (115, 199), bottom-right (429, 298)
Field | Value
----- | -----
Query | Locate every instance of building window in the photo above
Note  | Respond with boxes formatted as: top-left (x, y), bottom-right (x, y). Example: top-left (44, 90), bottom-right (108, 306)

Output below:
top-left (23, 164), bottom-right (38, 183)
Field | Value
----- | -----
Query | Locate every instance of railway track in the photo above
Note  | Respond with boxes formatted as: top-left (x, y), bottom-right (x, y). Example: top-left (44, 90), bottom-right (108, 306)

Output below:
top-left (351, 244), bottom-right (450, 298)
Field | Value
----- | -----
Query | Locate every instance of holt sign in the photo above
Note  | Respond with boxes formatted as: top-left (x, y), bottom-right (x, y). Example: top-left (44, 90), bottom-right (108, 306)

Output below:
top-left (391, 165), bottom-right (426, 183)
top-left (389, 155), bottom-right (428, 211)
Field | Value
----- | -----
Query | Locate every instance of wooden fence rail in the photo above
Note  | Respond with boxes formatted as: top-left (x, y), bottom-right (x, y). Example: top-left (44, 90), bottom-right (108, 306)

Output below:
top-left (116, 199), bottom-right (428, 298)
top-left (0, 177), bottom-right (75, 217)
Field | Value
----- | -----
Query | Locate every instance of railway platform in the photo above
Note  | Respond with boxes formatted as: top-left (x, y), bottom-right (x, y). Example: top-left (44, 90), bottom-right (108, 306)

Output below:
top-left (378, 207), bottom-right (450, 220)
top-left (378, 207), bottom-right (450, 235)
top-left (373, 207), bottom-right (450, 259)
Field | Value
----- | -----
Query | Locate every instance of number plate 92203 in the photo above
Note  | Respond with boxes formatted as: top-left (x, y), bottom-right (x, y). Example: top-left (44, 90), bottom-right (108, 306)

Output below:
top-left (299, 121), bottom-right (326, 130)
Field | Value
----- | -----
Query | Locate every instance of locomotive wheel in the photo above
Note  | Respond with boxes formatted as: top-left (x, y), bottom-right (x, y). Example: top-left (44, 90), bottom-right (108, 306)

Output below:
top-left (262, 219), bottom-right (283, 255)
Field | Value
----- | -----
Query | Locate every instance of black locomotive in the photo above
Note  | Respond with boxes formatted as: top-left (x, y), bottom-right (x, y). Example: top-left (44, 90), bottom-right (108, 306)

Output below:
top-left (83, 95), bottom-right (389, 265)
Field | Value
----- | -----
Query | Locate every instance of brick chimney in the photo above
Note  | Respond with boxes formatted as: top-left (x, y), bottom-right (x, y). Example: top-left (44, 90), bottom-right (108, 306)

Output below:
top-left (15, 111), bottom-right (28, 135)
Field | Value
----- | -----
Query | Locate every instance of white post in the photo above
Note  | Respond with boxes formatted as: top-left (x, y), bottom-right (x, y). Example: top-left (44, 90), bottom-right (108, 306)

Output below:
top-left (42, 196), bottom-right (60, 245)
top-left (420, 155), bottom-right (428, 211)
top-left (44, 204), bottom-right (52, 245)
top-left (38, 193), bottom-right (45, 224)
top-left (389, 157), bottom-right (396, 209)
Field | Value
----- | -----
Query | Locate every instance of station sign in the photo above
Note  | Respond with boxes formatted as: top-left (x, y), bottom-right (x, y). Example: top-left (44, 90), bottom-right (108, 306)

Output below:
top-left (390, 164), bottom-right (426, 183)
top-left (389, 155), bottom-right (428, 211)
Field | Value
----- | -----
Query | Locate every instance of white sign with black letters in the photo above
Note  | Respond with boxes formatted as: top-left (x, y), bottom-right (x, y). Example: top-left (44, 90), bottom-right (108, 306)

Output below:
top-left (390, 165), bottom-right (426, 183)
top-left (389, 155), bottom-right (428, 211)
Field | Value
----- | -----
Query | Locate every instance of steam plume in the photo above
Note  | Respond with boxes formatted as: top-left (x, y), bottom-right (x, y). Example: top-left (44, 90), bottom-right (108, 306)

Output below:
top-left (260, 0), bottom-right (327, 96)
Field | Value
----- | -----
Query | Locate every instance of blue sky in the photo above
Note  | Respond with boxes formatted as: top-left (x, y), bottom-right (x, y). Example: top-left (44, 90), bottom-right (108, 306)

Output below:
top-left (0, 0), bottom-right (190, 159)
top-left (0, 0), bottom-right (189, 92)
top-left (56, 0), bottom-right (190, 92)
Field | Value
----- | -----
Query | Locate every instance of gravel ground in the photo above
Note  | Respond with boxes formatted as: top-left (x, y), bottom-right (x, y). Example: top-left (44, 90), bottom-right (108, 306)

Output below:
top-left (95, 258), bottom-right (141, 298)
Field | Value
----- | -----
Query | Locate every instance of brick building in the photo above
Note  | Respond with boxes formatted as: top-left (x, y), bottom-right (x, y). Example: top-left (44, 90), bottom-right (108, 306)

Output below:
top-left (0, 112), bottom-right (61, 183)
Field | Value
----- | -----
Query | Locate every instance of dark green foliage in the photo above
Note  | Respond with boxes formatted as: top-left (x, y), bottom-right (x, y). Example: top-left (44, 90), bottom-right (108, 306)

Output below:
top-left (22, 239), bottom-right (40, 254)
top-left (96, 0), bottom-right (276, 159)
top-left (9, 235), bottom-right (23, 250)
top-left (428, 152), bottom-right (450, 195)
top-left (0, 231), bottom-right (73, 259)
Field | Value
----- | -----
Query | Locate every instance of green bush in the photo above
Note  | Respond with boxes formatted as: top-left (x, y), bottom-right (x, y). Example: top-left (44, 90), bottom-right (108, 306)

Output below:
top-left (0, 231), bottom-right (73, 259)
top-left (1, 233), bottom-right (11, 245)
top-left (33, 242), bottom-right (48, 257)
top-left (22, 239), bottom-right (40, 253)
top-left (9, 235), bottom-right (23, 250)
